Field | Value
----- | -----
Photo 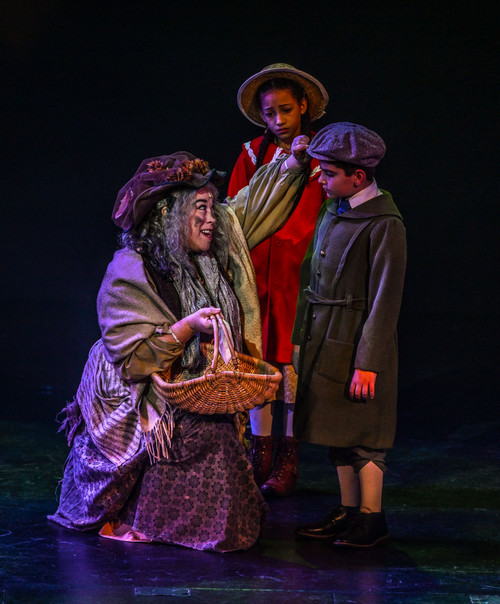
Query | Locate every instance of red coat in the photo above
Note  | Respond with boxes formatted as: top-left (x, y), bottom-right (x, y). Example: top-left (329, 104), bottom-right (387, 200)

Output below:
top-left (228, 135), bottom-right (325, 363)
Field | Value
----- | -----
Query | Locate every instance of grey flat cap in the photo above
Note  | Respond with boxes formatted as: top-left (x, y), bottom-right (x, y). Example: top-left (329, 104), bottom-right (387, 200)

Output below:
top-left (308, 122), bottom-right (386, 167)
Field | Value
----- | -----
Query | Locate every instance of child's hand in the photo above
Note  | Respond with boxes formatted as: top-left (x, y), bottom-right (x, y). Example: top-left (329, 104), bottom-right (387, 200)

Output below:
top-left (350, 369), bottom-right (377, 400)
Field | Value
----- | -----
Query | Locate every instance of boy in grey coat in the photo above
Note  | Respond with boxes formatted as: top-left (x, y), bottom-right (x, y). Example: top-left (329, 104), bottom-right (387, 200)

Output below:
top-left (292, 122), bottom-right (407, 548)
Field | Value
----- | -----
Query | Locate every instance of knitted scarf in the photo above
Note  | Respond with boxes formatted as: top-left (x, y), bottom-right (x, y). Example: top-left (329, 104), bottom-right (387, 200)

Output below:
top-left (173, 252), bottom-right (242, 374)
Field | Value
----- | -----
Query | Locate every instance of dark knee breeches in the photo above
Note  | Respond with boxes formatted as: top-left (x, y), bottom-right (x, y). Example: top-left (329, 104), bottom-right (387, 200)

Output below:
top-left (328, 446), bottom-right (387, 473)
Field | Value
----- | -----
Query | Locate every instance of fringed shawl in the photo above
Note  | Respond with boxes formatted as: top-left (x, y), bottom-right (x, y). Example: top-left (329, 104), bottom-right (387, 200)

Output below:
top-left (63, 160), bottom-right (308, 465)
top-left (59, 340), bottom-right (146, 466)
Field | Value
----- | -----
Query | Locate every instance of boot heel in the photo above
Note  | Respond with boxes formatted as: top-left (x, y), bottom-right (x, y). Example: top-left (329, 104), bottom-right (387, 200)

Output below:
top-left (248, 435), bottom-right (274, 487)
top-left (261, 436), bottom-right (300, 497)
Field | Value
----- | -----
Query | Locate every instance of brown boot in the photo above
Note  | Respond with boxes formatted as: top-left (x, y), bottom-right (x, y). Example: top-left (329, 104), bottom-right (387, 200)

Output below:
top-left (248, 435), bottom-right (274, 487)
top-left (261, 436), bottom-right (299, 497)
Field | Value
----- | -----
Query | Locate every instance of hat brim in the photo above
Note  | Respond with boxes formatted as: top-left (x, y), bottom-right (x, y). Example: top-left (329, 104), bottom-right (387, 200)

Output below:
top-left (237, 65), bottom-right (329, 127)
top-left (113, 168), bottom-right (226, 231)
top-left (132, 168), bottom-right (226, 226)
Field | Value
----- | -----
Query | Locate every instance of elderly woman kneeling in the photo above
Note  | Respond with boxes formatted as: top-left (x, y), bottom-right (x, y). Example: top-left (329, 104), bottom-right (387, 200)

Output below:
top-left (48, 146), bottom-right (308, 552)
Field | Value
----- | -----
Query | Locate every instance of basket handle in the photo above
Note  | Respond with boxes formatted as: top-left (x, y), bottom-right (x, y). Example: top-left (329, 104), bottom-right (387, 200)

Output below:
top-left (209, 314), bottom-right (238, 372)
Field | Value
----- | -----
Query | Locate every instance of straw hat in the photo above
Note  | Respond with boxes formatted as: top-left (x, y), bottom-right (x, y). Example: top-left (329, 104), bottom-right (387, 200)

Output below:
top-left (237, 63), bottom-right (329, 127)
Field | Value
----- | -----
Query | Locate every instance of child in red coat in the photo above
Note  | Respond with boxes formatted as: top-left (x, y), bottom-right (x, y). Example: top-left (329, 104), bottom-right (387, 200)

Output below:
top-left (228, 63), bottom-right (329, 496)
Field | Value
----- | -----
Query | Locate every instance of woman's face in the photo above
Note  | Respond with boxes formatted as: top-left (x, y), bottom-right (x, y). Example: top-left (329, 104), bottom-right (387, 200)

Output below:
top-left (187, 188), bottom-right (216, 252)
top-left (259, 88), bottom-right (307, 148)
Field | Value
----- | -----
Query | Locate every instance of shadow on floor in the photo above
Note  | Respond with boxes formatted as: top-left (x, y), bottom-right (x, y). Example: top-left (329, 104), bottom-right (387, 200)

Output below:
top-left (0, 309), bottom-right (499, 602)
top-left (0, 414), bottom-right (499, 603)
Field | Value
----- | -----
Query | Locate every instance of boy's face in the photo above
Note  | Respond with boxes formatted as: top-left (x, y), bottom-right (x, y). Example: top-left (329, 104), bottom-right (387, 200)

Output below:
top-left (318, 161), bottom-right (361, 200)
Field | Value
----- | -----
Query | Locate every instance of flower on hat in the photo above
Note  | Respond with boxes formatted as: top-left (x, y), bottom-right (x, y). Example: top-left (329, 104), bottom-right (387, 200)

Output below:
top-left (112, 152), bottom-right (225, 231)
top-left (146, 158), bottom-right (211, 182)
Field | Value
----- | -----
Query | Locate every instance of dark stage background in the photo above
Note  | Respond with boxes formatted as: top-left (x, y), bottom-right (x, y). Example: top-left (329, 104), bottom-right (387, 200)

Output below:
top-left (1, 1), bottom-right (498, 431)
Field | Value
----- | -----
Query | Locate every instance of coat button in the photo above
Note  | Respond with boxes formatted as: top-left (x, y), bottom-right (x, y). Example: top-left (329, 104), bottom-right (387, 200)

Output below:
top-left (312, 314), bottom-right (316, 320)
top-left (316, 270), bottom-right (321, 276)
top-left (320, 250), bottom-right (326, 257)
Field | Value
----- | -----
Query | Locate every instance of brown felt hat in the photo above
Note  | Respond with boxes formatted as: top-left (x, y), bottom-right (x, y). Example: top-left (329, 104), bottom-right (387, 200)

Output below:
top-left (237, 63), bottom-right (329, 127)
top-left (112, 151), bottom-right (225, 231)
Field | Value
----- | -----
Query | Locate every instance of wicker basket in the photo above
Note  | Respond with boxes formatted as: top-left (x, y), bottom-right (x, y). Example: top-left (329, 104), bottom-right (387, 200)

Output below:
top-left (151, 314), bottom-right (282, 414)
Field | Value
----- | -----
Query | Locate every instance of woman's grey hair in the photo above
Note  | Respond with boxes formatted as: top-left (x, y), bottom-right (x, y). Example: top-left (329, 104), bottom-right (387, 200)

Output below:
top-left (119, 182), bottom-right (230, 277)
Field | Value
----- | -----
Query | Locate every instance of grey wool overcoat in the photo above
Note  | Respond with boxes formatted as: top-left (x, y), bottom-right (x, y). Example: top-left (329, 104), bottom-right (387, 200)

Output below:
top-left (292, 192), bottom-right (407, 450)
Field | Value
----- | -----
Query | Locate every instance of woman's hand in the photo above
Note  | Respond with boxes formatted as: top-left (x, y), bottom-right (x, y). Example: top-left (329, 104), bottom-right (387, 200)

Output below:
top-left (282, 135), bottom-right (311, 172)
top-left (166, 307), bottom-right (221, 345)
top-left (185, 307), bottom-right (221, 334)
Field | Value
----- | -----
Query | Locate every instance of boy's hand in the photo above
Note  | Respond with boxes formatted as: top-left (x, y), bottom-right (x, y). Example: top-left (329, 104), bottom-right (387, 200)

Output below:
top-left (350, 369), bottom-right (377, 401)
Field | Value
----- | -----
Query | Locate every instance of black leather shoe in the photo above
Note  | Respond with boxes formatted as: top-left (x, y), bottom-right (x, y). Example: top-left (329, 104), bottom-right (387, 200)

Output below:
top-left (333, 511), bottom-right (389, 548)
top-left (295, 505), bottom-right (359, 539)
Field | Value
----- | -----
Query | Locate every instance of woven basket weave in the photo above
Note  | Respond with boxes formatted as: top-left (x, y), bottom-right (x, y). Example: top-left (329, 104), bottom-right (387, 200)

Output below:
top-left (152, 314), bottom-right (282, 414)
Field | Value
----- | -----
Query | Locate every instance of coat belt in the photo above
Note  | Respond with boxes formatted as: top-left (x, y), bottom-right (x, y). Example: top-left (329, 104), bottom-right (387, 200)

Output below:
top-left (304, 287), bottom-right (367, 311)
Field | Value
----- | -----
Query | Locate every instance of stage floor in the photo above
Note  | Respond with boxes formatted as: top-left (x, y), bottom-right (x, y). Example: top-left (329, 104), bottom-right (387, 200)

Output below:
top-left (1, 415), bottom-right (498, 603)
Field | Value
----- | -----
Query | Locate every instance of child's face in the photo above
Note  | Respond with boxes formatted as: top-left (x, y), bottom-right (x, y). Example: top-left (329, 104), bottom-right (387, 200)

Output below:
top-left (259, 89), bottom-right (307, 148)
top-left (318, 162), bottom-right (360, 199)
